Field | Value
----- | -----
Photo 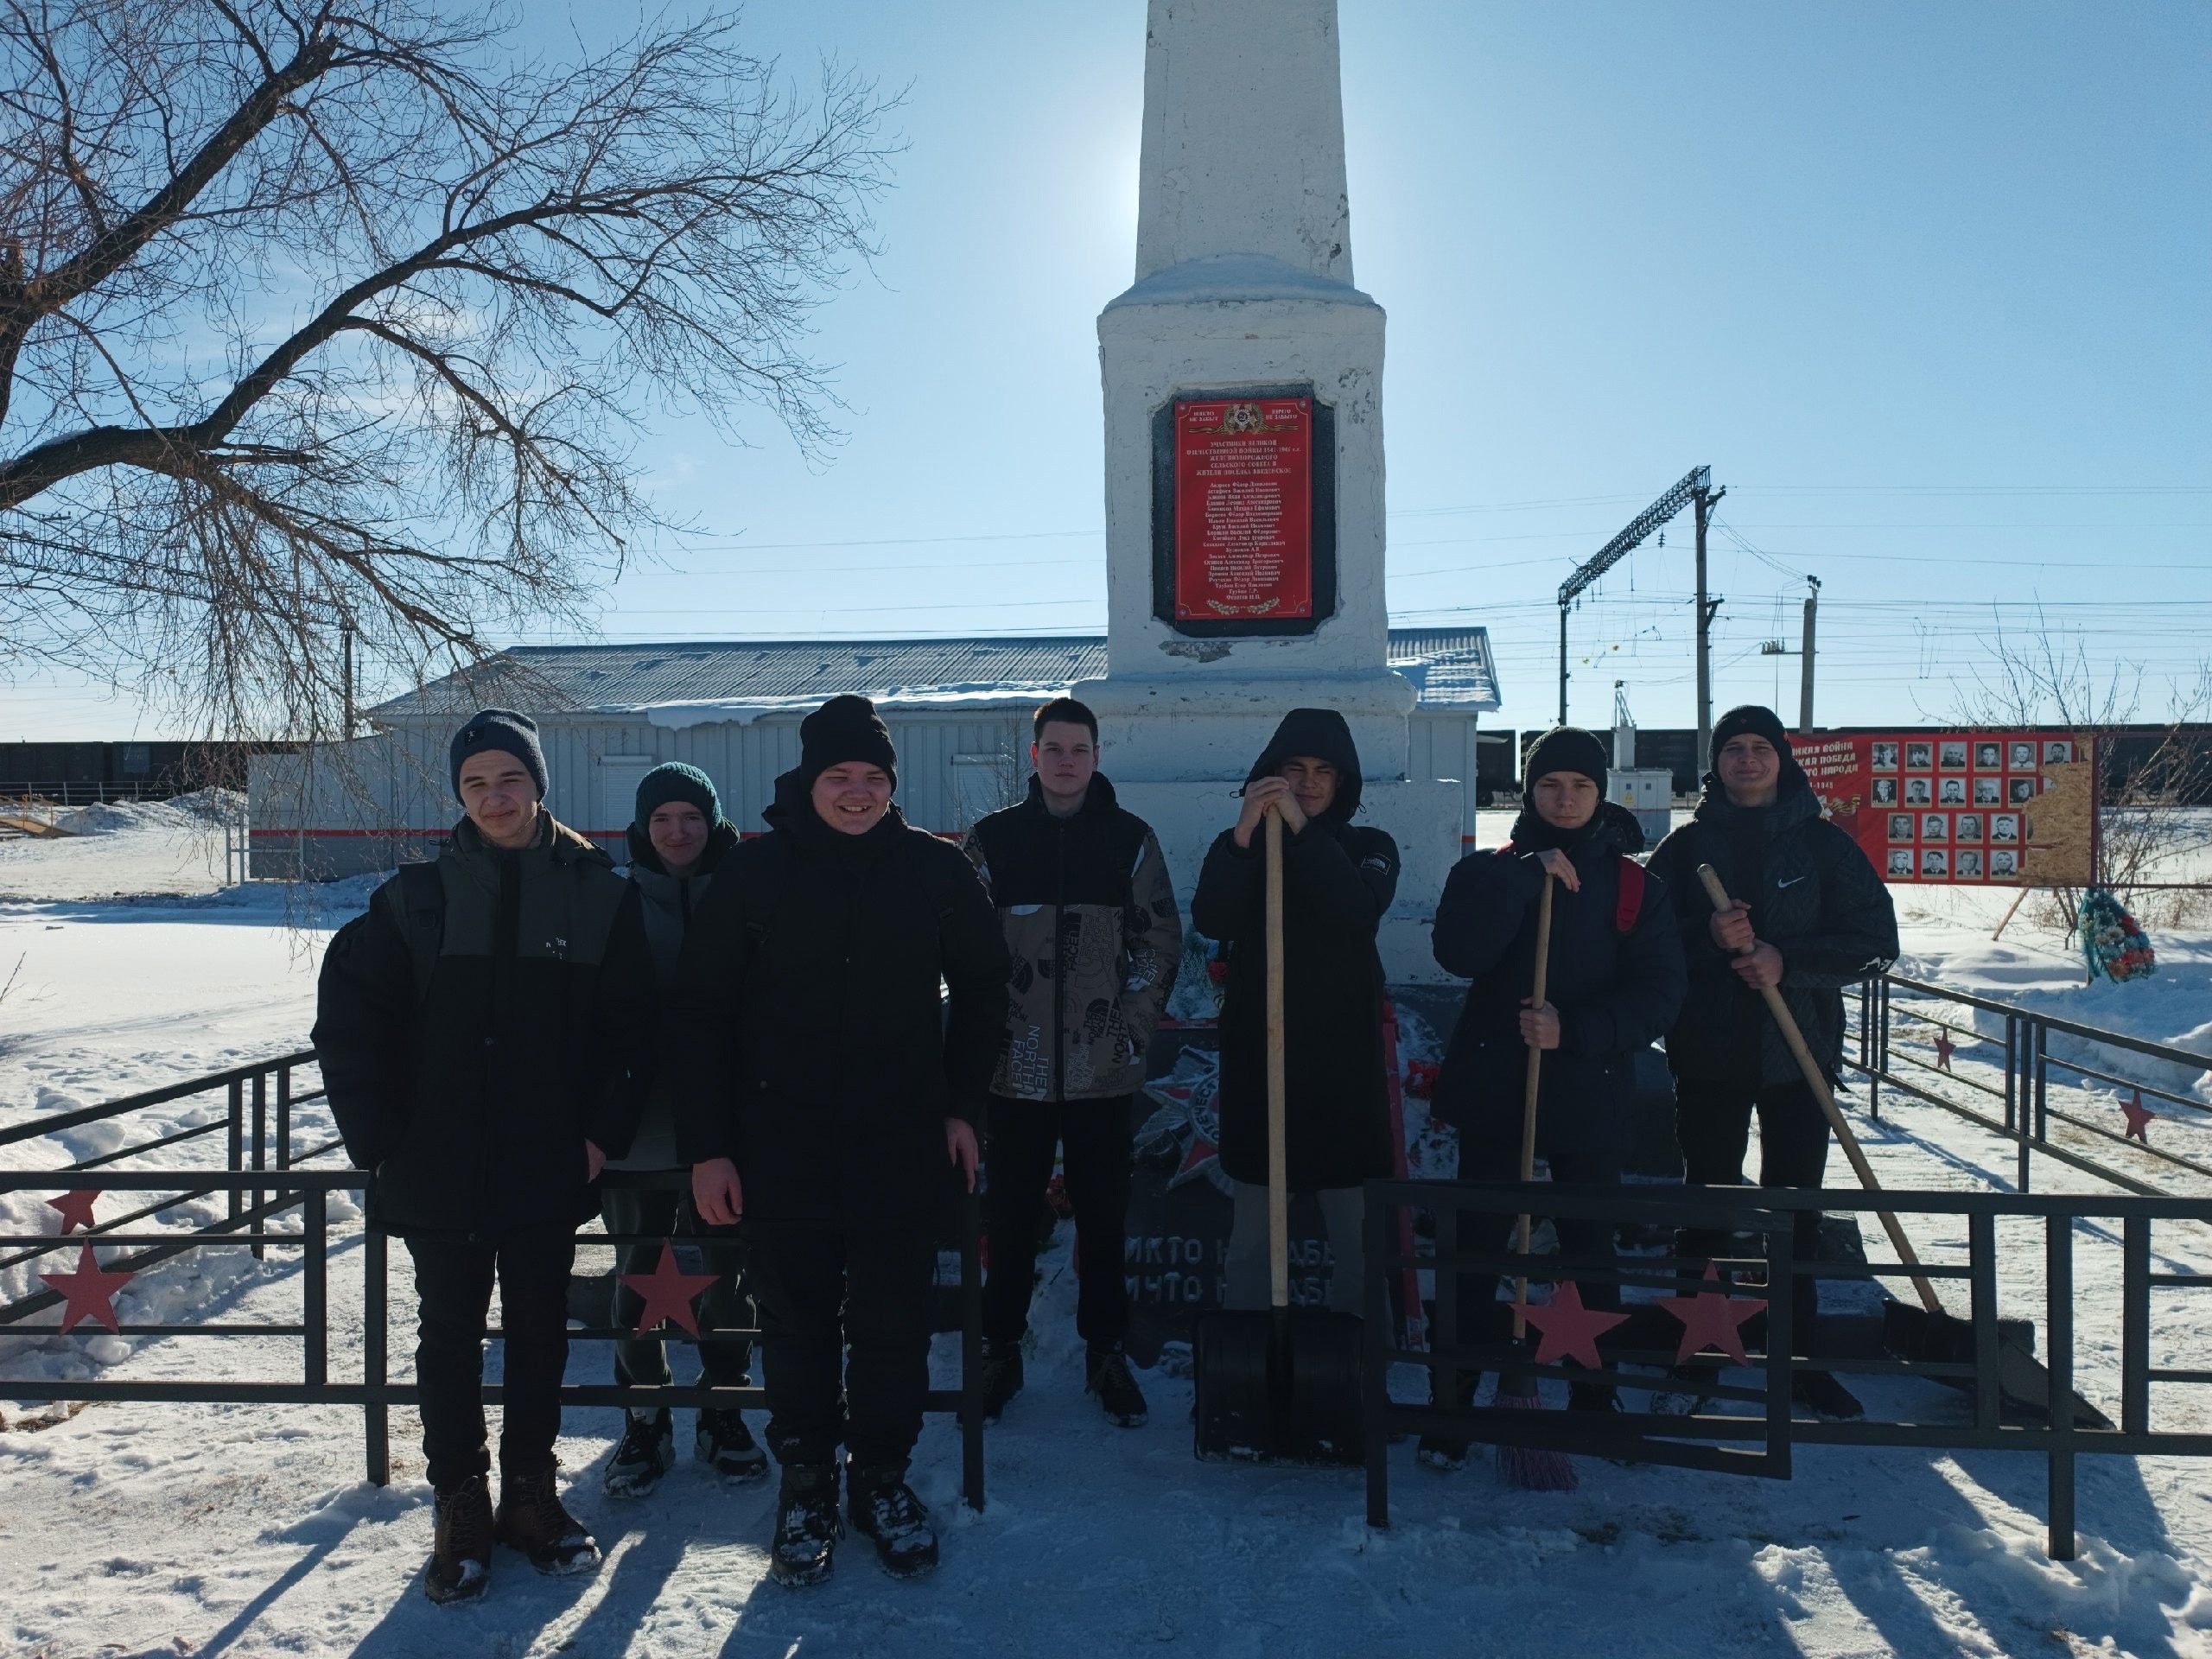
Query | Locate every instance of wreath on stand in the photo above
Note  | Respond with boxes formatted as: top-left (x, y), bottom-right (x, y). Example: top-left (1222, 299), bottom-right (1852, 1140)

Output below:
top-left (2078, 888), bottom-right (2156, 983)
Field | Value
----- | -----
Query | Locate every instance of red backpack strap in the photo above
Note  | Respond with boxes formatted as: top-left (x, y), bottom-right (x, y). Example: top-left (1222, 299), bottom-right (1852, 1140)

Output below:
top-left (1614, 855), bottom-right (1646, 935)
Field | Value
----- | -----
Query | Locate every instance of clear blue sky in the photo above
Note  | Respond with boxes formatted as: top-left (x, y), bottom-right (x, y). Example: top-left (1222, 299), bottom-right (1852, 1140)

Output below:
top-left (9, 0), bottom-right (2207, 740)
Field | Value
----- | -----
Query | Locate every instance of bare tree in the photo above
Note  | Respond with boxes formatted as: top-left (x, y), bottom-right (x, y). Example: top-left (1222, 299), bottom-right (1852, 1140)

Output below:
top-left (1948, 609), bottom-right (2212, 931)
top-left (0, 0), bottom-right (895, 743)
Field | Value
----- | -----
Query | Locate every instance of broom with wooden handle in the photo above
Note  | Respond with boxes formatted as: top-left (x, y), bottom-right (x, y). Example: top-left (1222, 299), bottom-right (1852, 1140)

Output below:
top-left (1494, 869), bottom-right (1577, 1491)
top-left (1693, 864), bottom-right (1943, 1317)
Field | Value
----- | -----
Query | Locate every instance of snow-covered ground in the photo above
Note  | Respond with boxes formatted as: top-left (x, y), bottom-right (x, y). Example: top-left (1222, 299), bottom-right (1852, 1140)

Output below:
top-left (1, 814), bottom-right (2209, 1656)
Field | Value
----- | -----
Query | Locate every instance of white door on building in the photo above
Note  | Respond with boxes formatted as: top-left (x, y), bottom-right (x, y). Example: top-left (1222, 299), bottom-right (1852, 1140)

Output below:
top-left (597, 754), bottom-right (658, 840)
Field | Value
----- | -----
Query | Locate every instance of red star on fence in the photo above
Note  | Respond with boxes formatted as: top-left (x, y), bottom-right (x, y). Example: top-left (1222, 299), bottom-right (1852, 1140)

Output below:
top-left (1656, 1262), bottom-right (1764, 1366)
top-left (1518, 1280), bottom-right (1629, 1370)
top-left (621, 1241), bottom-right (720, 1338)
top-left (2120, 1090), bottom-right (2156, 1144)
top-left (47, 1191), bottom-right (99, 1233)
top-left (1934, 1033), bottom-right (1955, 1073)
top-left (40, 1241), bottom-right (134, 1334)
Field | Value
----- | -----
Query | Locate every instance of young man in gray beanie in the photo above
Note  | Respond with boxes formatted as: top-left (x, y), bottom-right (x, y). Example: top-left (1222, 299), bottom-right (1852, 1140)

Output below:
top-left (315, 709), bottom-right (653, 1604)
top-left (601, 761), bottom-right (766, 1497)
top-left (671, 696), bottom-right (1008, 1588)
top-left (1647, 704), bottom-right (1899, 1421)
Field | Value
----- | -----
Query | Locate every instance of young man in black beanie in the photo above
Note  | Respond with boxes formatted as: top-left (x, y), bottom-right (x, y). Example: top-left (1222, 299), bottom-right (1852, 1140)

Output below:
top-left (1191, 708), bottom-right (1399, 1318)
top-left (672, 695), bottom-right (1008, 1587)
top-left (964, 697), bottom-right (1182, 1430)
top-left (315, 709), bottom-right (654, 1604)
top-left (602, 761), bottom-right (764, 1497)
top-left (1418, 726), bottom-right (1685, 1466)
top-left (1648, 704), bottom-right (1899, 1421)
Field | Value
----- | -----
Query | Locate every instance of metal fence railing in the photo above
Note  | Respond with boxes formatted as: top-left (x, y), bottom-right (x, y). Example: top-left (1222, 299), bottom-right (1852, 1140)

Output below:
top-left (1852, 972), bottom-right (2212, 1194)
top-left (1363, 1179), bottom-right (2212, 1562)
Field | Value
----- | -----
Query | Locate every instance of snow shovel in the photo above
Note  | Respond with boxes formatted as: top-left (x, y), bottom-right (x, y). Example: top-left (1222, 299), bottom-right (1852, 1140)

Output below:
top-left (1693, 865), bottom-right (2107, 1426)
top-left (1192, 806), bottom-right (1365, 1463)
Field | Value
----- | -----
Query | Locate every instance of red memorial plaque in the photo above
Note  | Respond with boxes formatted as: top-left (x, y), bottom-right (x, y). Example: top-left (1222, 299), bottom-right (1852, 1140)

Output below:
top-left (1173, 397), bottom-right (1313, 620)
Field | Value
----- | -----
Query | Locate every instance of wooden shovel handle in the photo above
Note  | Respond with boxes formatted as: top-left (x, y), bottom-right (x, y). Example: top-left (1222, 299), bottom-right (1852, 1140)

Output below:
top-left (1512, 871), bottom-right (1555, 1333)
top-left (1266, 806), bottom-right (1290, 1311)
top-left (1694, 863), bottom-right (1943, 1316)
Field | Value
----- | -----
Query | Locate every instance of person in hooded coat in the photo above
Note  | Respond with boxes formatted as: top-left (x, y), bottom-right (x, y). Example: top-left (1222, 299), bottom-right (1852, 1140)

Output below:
top-left (1416, 727), bottom-right (1685, 1463)
top-left (601, 761), bottom-right (763, 1498)
top-left (671, 696), bottom-right (1008, 1589)
top-left (1190, 708), bottom-right (1400, 1317)
top-left (1646, 704), bottom-right (1900, 1421)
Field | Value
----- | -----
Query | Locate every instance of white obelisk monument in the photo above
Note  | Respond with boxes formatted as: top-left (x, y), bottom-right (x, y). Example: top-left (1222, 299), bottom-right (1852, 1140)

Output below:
top-left (1075, 0), bottom-right (1459, 977)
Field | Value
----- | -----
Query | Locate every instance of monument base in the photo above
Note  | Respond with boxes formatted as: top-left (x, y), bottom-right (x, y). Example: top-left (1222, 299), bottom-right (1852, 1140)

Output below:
top-left (1112, 777), bottom-right (1462, 983)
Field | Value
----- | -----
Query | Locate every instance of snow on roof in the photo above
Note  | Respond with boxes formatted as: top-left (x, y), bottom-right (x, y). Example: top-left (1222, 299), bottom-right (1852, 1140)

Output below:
top-left (371, 628), bottom-right (1499, 722)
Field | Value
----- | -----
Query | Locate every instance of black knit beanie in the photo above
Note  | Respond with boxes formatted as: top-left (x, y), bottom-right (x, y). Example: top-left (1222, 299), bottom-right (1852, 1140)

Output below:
top-left (634, 761), bottom-right (720, 829)
top-left (448, 708), bottom-right (547, 802)
top-left (798, 695), bottom-right (898, 792)
top-left (1710, 704), bottom-right (1791, 767)
top-left (1521, 726), bottom-right (1609, 803)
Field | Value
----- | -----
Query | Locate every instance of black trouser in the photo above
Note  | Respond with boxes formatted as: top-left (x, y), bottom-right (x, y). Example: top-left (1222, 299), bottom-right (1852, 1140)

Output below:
top-left (1443, 1136), bottom-right (1625, 1359)
top-left (982, 1095), bottom-right (1135, 1353)
top-left (747, 1223), bottom-right (936, 1469)
top-left (404, 1229), bottom-right (575, 1491)
top-left (601, 1184), bottom-right (753, 1399)
top-left (1674, 1076), bottom-right (1831, 1341)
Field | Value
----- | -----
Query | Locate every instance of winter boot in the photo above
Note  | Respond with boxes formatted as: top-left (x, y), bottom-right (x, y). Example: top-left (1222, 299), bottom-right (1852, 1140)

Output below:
top-left (424, 1473), bottom-right (494, 1605)
top-left (1568, 1381), bottom-right (1619, 1414)
top-left (1417, 1369), bottom-right (1481, 1472)
top-left (494, 1462), bottom-right (601, 1576)
top-left (1649, 1364), bottom-right (1719, 1417)
top-left (604, 1408), bottom-right (675, 1498)
top-left (1792, 1370), bottom-right (1866, 1421)
top-left (769, 1463), bottom-right (842, 1589)
top-left (975, 1338), bottom-right (1023, 1426)
top-left (696, 1407), bottom-right (769, 1482)
top-left (1086, 1347), bottom-right (1148, 1428)
top-left (847, 1460), bottom-right (939, 1580)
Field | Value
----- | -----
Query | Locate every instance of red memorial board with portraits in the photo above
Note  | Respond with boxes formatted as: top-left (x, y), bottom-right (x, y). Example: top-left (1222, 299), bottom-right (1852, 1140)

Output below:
top-left (1796, 733), bottom-right (2098, 886)
top-left (1173, 397), bottom-right (1314, 621)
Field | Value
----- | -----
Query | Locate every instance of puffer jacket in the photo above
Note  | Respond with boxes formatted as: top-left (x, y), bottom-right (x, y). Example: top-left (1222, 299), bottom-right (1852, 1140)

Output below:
top-left (313, 815), bottom-right (654, 1237)
top-left (611, 817), bottom-right (741, 1170)
top-left (963, 773), bottom-right (1182, 1103)
top-left (670, 772), bottom-right (1010, 1230)
top-left (1647, 769), bottom-right (1900, 1087)
top-left (1429, 802), bottom-right (1685, 1159)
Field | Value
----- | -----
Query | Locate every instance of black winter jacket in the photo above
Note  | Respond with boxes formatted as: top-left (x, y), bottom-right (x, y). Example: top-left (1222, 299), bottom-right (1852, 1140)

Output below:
top-left (1646, 772), bottom-right (1900, 1087)
top-left (1192, 810), bottom-right (1400, 1193)
top-left (313, 816), bottom-right (655, 1237)
top-left (612, 817), bottom-right (741, 1171)
top-left (671, 772), bottom-right (1010, 1230)
top-left (1429, 804), bottom-right (1685, 1159)
top-left (963, 773), bottom-right (1182, 1103)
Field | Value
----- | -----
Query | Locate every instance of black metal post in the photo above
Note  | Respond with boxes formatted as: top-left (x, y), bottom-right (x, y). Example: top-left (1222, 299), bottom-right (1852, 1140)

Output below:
top-left (960, 1190), bottom-right (985, 1513)
top-left (2026, 1020), bottom-right (2047, 1193)
top-left (276, 1065), bottom-right (292, 1174)
top-left (2046, 1213), bottom-right (2075, 1561)
top-left (226, 1079), bottom-right (244, 1225)
top-left (365, 1224), bottom-right (390, 1486)
top-left (2121, 1215), bottom-right (2150, 1436)
top-left (1764, 1216), bottom-right (1795, 1479)
top-left (2003, 1014), bottom-right (2018, 1138)
top-left (303, 1187), bottom-right (327, 1388)
top-left (1363, 1184), bottom-right (1391, 1529)
top-left (1969, 1211), bottom-right (1999, 1431)
top-left (250, 1071), bottom-right (268, 1262)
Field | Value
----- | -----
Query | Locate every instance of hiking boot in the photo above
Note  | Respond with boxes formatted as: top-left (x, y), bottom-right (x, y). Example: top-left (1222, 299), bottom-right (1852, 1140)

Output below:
top-left (696, 1407), bottom-right (769, 1483)
top-left (1086, 1348), bottom-right (1148, 1428)
top-left (1568, 1381), bottom-right (1620, 1414)
top-left (975, 1338), bottom-right (1023, 1426)
top-left (604, 1408), bottom-right (675, 1498)
top-left (1792, 1370), bottom-right (1866, 1421)
top-left (847, 1461), bottom-right (939, 1580)
top-left (424, 1473), bottom-right (493, 1605)
top-left (494, 1463), bottom-right (601, 1576)
top-left (1416, 1370), bottom-right (1478, 1472)
top-left (769, 1464), bottom-right (842, 1589)
top-left (1649, 1365), bottom-right (1719, 1417)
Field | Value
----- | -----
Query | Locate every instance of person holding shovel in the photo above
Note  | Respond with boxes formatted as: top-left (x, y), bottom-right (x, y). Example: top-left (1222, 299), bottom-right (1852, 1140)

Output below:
top-left (1191, 708), bottom-right (1399, 1319)
top-left (1419, 726), bottom-right (1685, 1470)
top-left (1647, 704), bottom-right (1899, 1421)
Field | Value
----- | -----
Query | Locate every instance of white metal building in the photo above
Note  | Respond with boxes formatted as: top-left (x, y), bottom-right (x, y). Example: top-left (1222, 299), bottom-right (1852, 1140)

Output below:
top-left (250, 628), bottom-right (1499, 878)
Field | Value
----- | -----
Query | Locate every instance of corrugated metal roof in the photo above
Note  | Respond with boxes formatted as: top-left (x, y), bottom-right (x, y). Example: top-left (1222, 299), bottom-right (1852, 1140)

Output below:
top-left (372, 627), bottom-right (1498, 721)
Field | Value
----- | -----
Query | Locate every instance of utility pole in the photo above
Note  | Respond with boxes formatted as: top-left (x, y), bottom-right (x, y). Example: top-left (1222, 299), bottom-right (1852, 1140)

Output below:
top-left (1558, 466), bottom-right (1708, 728)
top-left (1692, 478), bottom-right (1727, 766)
top-left (1798, 575), bottom-right (1820, 732)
